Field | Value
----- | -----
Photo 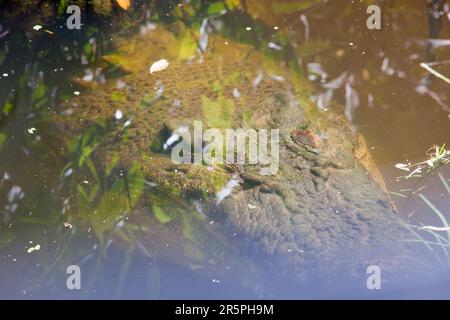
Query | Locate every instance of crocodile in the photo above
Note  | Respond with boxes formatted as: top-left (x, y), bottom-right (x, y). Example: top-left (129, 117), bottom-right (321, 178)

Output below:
top-left (55, 22), bottom-right (421, 290)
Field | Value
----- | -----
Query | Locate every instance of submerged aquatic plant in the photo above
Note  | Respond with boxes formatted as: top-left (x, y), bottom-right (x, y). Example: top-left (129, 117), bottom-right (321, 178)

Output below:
top-left (404, 173), bottom-right (450, 266)
top-left (395, 144), bottom-right (449, 181)
top-left (396, 145), bottom-right (450, 266)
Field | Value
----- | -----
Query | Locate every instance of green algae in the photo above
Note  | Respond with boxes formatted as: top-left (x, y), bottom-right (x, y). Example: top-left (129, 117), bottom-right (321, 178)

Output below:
top-left (153, 205), bottom-right (172, 224)
top-left (201, 94), bottom-right (235, 129)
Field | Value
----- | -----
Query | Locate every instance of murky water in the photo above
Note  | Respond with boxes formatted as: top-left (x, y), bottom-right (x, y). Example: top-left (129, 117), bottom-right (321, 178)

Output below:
top-left (0, 0), bottom-right (449, 299)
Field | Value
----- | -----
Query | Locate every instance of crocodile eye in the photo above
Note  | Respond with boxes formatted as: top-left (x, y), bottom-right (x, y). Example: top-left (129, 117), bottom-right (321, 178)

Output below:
top-left (150, 126), bottom-right (175, 154)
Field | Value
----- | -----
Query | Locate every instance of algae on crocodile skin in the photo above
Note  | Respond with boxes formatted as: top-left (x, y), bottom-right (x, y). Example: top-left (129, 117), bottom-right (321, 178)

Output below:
top-left (201, 94), bottom-right (234, 129)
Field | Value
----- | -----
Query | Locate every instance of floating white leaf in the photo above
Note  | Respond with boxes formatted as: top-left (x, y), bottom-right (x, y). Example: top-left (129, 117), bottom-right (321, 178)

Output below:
top-left (150, 59), bottom-right (169, 74)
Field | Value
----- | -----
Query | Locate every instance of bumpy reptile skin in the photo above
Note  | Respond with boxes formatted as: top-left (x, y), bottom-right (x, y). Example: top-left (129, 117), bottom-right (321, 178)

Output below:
top-left (56, 25), bottom-right (417, 284)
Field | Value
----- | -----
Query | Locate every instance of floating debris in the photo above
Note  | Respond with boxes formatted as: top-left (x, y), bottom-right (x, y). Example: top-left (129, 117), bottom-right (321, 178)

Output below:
top-left (8, 185), bottom-right (24, 203)
top-left (300, 14), bottom-right (310, 42)
top-left (418, 225), bottom-right (450, 231)
top-left (0, 24), bottom-right (9, 38)
top-left (144, 180), bottom-right (158, 187)
top-left (344, 75), bottom-right (360, 123)
top-left (163, 126), bottom-right (188, 150)
top-left (268, 42), bottom-right (283, 51)
top-left (199, 18), bottom-right (209, 52)
top-left (115, 109), bottom-right (123, 120)
top-left (395, 145), bottom-right (449, 181)
top-left (381, 57), bottom-right (395, 76)
top-left (307, 62), bottom-right (328, 82)
top-left (33, 25), bottom-right (42, 31)
top-left (115, 220), bottom-right (125, 229)
top-left (27, 128), bottom-right (36, 134)
top-left (427, 38), bottom-right (450, 50)
top-left (26, 244), bottom-right (40, 254)
top-left (368, 93), bottom-right (374, 108)
top-left (74, 91), bottom-right (80, 96)
top-left (420, 62), bottom-right (450, 85)
top-left (82, 69), bottom-right (94, 82)
top-left (269, 74), bottom-right (285, 82)
top-left (216, 177), bottom-right (239, 204)
top-left (322, 72), bottom-right (348, 89)
top-left (154, 82), bottom-right (165, 99)
top-left (395, 163), bottom-right (410, 171)
top-left (253, 70), bottom-right (263, 87)
top-left (150, 59), bottom-right (169, 74)
top-left (140, 22), bottom-right (156, 35)
top-left (63, 168), bottom-right (73, 177)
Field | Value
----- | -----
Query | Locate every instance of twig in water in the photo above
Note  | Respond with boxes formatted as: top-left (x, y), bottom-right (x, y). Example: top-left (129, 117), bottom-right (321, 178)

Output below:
top-left (420, 62), bottom-right (450, 85)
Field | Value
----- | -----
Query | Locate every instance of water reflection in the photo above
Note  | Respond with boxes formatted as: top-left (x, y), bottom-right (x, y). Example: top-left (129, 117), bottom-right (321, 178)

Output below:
top-left (0, 0), bottom-right (449, 299)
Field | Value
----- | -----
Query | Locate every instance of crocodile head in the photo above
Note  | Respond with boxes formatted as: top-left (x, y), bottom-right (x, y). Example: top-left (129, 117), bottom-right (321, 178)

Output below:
top-left (56, 23), bottom-right (419, 289)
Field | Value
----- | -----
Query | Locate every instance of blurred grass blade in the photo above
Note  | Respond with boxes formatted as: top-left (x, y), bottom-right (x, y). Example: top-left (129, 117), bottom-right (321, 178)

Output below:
top-left (115, 245), bottom-right (134, 298)
top-left (439, 173), bottom-right (450, 195)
